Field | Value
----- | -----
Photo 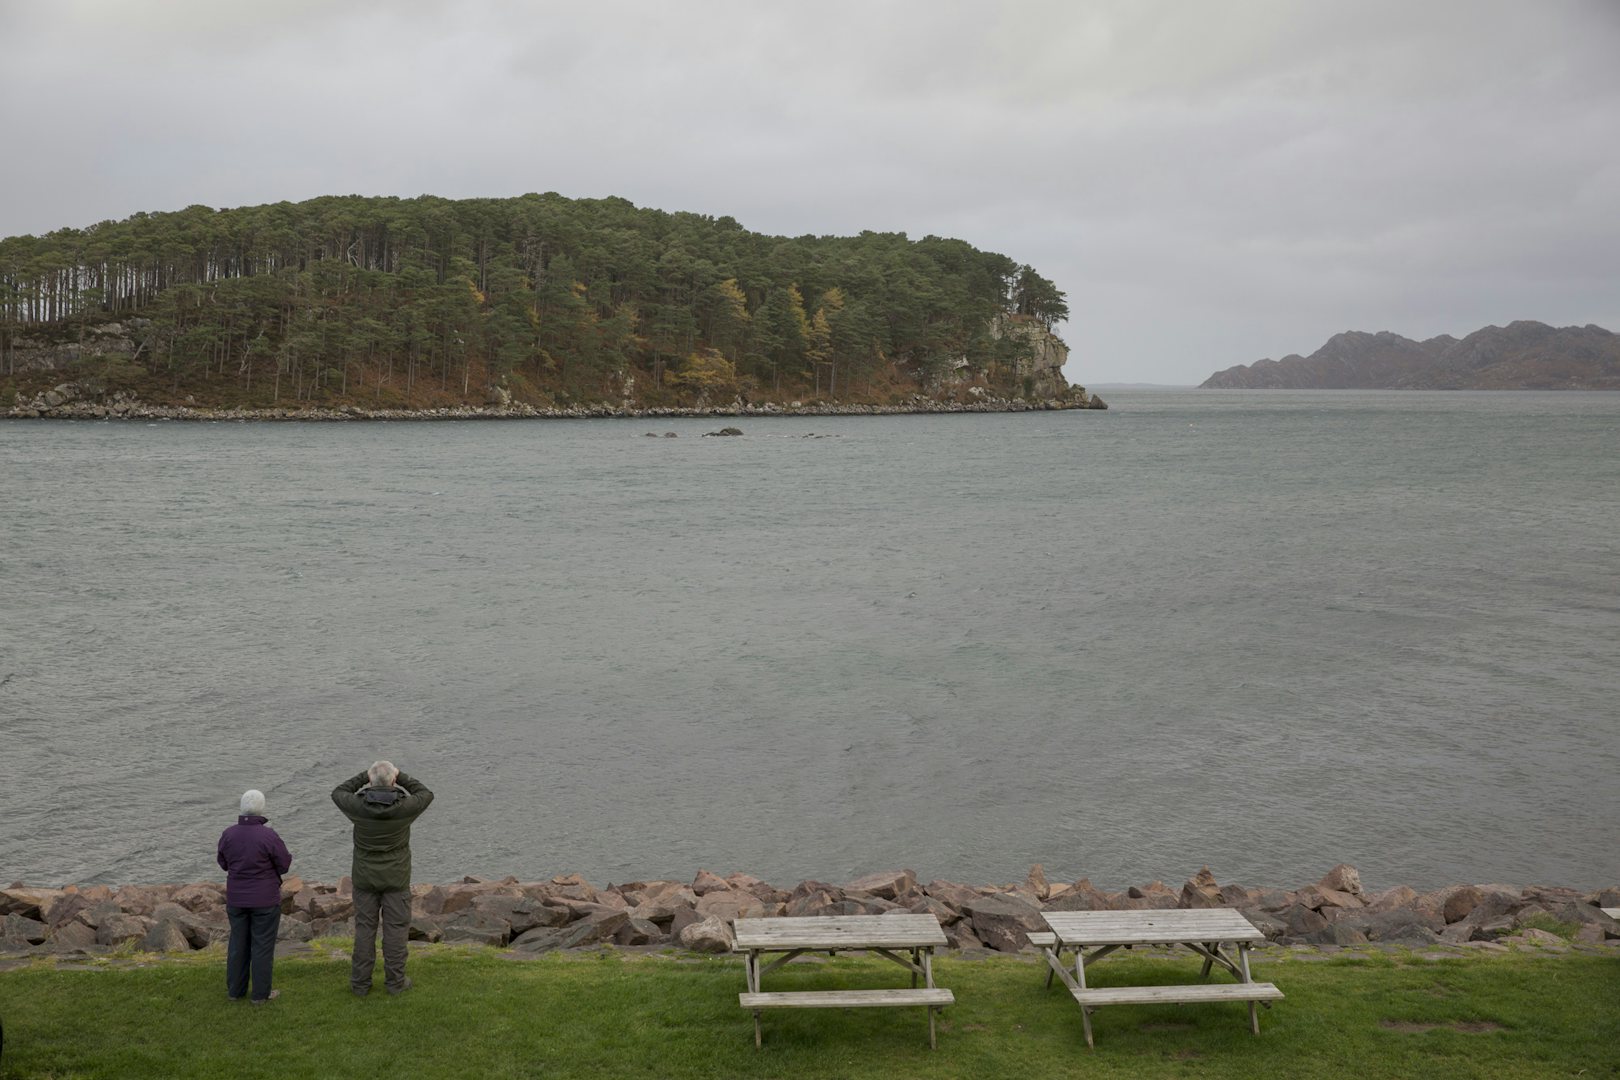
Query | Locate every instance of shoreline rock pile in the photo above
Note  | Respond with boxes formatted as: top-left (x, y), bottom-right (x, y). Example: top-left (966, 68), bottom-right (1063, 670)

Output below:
top-left (6, 385), bottom-right (1106, 422)
top-left (3, 865), bottom-right (1616, 958)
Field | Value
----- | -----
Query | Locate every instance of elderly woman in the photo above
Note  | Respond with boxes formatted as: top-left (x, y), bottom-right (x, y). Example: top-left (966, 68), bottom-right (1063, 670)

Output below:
top-left (216, 788), bottom-right (292, 1003)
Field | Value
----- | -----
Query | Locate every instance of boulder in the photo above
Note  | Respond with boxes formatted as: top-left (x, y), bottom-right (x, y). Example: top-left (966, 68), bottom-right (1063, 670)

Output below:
top-left (1380, 923), bottom-right (1442, 947)
top-left (723, 873), bottom-right (785, 903)
top-left (667, 907), bottom-right (704, 940)
top-left (509, 927), bottom-right (571, 953)
top-left (1363, 885), bottom-right (1418, 912)
top-left (1442, 886), bottom-right (1486, 924)
top-left (140, 920), bottom-right (193, 953)
top-left (1277, 903), bottom-right (1329, 937)
top-left (1242, 910), bottom-right (1289, 941)
top-left (693, 889), bottom-right (748, 922)
top-left (1305, 923), bottom-right (1369, 946)
top-left (1126, 881), bottom-right (1179, 909)
top-left (0, 888), bottom-right (61, 920)
top-left (1179, 867), bottom-right (1223, 909)
top-left (412, 885), bottom-right (449, 917)
top-left (630, 899), bottom-right (689, 927)
top-left (170, 883), bottom-right (225, 912)
top-left (96, 914), bottom-right (154, 946)
top-left (614, 918), bottom-right (665, 946)
top-left (905, 895), bottom-right (961, 925)
top-left (843, 869), bottom-right (916, 901)
top-left (964, 893), bottom-right (1045, 952)
top-left (922, 880), bottom-right (983, 911)
top-left (440, 882), bottom-right (519, 916)
top-left (1024, 865), bottom-right (1050, 901)
top-left (40, 892), bottom-right (90, 928)
top-left (945, 920), bottom-right (985, 950)
top-left (690, 869), bottom-right (731, 896)
top-left (407, 917), bottom-right (443, 943)
top-left (1300, 886), bottom-right (1364, 913)
top-left (46, 921), bottom-right (99, 952)
top-left (277, 919), bottom-right (315, 943)
top-left (1046, 879), bottom-right (1113, 912)
top-left (2, 914), bottom-right (48, 945)
top-left (559, 909), bottom-right (630, 948)
top-left (470, 895), bottom-right (561, 935)
top-left (1333, 907), bottom-right (1444, 942)
top-left (677, 915), bottom-right (733, 954)
top-left (112, 885), bottom-right (174, 916)
top-left (784, 883), bottom-right (847, 917)
top-left (1317, 864), bottom-right (1363, 897)
top-left (441, 912), bottom-right (511, 947)
top-left (309, 894), bottom-right (354, 921)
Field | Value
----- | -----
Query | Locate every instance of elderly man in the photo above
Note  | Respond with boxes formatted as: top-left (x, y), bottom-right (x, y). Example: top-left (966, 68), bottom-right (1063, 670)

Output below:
top-left (332, 761), bottom-right (434, 996)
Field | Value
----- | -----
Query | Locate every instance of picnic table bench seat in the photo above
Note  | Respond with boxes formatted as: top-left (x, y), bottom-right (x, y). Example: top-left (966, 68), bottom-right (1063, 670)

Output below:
top-left (740, 988), bottom-right (955, 1009)
top-left (1070, 982), bottom-right (1284, 1007)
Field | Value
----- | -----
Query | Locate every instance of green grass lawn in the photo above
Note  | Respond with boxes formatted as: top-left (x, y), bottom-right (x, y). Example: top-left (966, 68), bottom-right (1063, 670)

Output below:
top-left (1, 943), bottom-right (1615, 1079)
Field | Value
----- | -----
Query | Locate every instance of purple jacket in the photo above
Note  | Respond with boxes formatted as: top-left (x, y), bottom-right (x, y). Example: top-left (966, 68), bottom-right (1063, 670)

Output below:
top-left (216, 815), bottom-right (292, 909)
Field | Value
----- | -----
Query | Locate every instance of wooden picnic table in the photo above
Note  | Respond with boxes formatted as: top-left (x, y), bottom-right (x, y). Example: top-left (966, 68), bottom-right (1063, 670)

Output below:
top-left (733, 914), bottom-right (954, 1048)
top-left (1033, 909), bottom-right (1283, 1048)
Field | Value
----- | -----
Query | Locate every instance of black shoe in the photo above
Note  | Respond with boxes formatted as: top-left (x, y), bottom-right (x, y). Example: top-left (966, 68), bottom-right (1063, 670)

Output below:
top-left (352, 986), bottom-right (370, 998)
top-left (250, 989), bottom-right (281, 1005)
top-left (387, 977), bottom-right (413, 996)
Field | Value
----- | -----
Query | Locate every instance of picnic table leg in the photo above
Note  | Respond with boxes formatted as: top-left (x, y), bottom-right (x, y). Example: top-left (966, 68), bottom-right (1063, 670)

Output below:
top-left (910, 947), bottom-right (919, 989)
top-left (1239, 942), bottom-right (1259, 1035)
top-left (930, 1004), bottom-right (938, 1050)
top-left (1076, 946), bottom-right (1095, 1049)
top-left (923, 947), bottom-right (934, 988)
top-left (1199, 941), bottom-right (1216, 979)
top-left (1045, 941), bottom-right (1059, 989)
top-left (748, 949), bottom-right (763, 1049)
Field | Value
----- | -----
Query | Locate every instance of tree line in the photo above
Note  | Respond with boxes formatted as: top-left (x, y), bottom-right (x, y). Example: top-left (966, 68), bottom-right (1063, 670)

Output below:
top-left (0, 193), bottom-right (1069, 404)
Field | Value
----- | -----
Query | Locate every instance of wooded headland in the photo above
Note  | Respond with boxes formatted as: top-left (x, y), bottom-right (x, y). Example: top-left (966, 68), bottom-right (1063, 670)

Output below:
top-left (0, 194), bottom-right (1101, 416)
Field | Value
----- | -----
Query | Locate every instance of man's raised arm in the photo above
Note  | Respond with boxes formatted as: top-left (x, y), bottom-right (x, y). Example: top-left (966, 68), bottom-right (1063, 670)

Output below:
top-left (332, 770), bottom-right (371, 813)
top-left (396, 771), bottom-right (434, 814)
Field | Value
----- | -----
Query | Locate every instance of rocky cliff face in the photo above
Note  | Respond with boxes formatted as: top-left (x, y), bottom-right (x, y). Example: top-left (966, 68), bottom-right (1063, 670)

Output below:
top-left (2, 320), bottom-right (147, 375)
top-left (988, 313), bottom-right (1076, 399)
top-left (1201, 321), bottom-right (1620, 390)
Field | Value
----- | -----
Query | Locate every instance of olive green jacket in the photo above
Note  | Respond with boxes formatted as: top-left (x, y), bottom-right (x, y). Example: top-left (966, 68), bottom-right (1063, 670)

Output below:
top-left (331, 771), bottom-right (434, 894)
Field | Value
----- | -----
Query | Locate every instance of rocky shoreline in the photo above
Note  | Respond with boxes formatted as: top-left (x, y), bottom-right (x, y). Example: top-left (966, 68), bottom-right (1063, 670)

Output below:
top-left (3, 866), bottom-right (1616, 959)
top-left (5, 383), bottom-right (1107, 422)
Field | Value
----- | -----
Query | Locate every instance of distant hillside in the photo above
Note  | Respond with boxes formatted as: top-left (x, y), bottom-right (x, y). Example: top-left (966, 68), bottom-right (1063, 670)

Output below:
top-left (1200, 321), bottom-right (1620, 390)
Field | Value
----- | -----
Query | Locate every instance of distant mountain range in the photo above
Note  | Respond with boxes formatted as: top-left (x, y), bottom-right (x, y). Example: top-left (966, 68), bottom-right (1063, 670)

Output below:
top-left (1200, 321), bottom-right (1620, 390)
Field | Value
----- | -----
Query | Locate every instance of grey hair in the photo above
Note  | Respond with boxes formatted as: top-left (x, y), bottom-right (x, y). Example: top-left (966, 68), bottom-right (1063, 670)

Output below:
top-left (240, 789), bottom-right (266, 816)
top-left (368, 760), bottom-right (398, 789)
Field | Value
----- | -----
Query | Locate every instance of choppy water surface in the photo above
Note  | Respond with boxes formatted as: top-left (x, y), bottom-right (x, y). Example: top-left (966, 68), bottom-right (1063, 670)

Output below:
top-left (2, 391), bottom-right (1617, 891)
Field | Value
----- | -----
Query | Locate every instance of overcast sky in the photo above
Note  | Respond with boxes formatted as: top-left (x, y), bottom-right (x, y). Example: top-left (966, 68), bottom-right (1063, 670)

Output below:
top-left (2, 0), bottom-right (1617, 385)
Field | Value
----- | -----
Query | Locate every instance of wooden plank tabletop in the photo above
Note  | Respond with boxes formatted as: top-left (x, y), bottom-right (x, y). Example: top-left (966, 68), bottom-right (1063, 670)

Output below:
top-left (1042, 909), bottom-right (1265, 946)
top-left (733, 914), bottom-right (946, 950)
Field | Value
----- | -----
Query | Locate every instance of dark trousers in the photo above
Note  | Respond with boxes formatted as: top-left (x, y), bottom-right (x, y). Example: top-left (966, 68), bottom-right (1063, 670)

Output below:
top-left (352, 889), bottom-right (411, 991)
top-left (226, 904), bottom-right (281, 1001)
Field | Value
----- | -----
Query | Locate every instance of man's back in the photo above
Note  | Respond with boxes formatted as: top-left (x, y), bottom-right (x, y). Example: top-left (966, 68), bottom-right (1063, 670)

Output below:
top-left (331, 771), bottom-right (433, 894)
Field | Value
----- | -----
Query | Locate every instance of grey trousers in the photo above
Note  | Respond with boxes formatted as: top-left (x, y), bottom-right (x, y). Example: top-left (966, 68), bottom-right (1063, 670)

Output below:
top-left (352, 888), bottom-right (411, 991)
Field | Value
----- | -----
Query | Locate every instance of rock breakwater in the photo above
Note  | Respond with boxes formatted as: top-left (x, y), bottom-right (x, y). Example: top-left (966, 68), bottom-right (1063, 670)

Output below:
top-left (4, 866), bottom-right (1616, 958)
